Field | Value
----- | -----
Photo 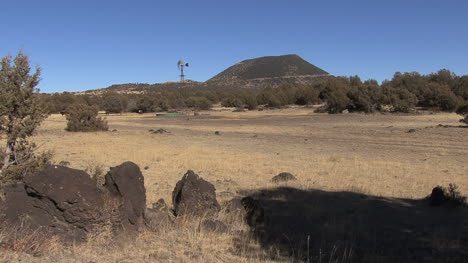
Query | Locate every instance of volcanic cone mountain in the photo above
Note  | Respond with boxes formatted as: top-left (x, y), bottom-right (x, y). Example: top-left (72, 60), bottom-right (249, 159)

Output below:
top-left (88, 54), bottom-right (330, 93)
top-left (206, 54), bottom-right (330, 89)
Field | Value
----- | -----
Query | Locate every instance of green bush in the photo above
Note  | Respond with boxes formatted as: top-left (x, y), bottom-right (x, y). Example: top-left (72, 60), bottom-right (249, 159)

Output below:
top-left (65, 104), bottom-right (108, 132)
top-left (420, 83), bottom-right (461, 112)
top-left (221, 96), bottom-right (244, 108)
top-left (295, 87), bottom-right (320, 105)
top-left (244, 95), bottom-right (258, 110)
top-left (185, 96), bottom-right (212, 110)
top-left (102, 93), bottom-right (125, 113)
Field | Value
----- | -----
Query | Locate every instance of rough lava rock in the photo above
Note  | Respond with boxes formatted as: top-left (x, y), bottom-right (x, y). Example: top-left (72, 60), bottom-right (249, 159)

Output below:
top-left (104, 161), bottom-right (146, 231)
top-left (0, 165), bottom-right (105, 242)
top-left (172, 170), bottom-right (221, 217)
top-left (0, 161), bottom-right (150, 243)
top-left (429, 186), bottom-right (446, 206)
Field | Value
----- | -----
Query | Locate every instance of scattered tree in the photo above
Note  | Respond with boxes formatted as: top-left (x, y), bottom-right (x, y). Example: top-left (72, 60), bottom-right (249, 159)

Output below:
top-left (65, 104), bottom-right (108, 132)
top-left (0, 52), bottom-right (49, 183)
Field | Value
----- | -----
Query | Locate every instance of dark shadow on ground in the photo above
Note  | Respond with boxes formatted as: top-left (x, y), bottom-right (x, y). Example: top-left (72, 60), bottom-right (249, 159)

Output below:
top-left (233, 187), bottom-right (468, 263)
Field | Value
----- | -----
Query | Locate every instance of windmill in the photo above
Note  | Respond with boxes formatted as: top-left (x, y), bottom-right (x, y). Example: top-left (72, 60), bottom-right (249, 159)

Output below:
top-left (177, 60), bottom-right (189, 81)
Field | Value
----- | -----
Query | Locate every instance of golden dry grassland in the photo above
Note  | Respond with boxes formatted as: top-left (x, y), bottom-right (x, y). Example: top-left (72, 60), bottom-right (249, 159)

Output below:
top-left (2, 107), bottom-right (467, 262)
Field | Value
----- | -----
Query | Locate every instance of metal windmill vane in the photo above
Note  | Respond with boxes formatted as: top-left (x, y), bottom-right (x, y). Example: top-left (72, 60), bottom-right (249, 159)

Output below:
top-left (177, 60), bottom-right (189, 81)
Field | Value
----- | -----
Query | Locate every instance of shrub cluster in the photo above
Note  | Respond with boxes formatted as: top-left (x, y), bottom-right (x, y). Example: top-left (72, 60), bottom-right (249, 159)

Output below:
top-left (65, 104), bottom-right (108, 132)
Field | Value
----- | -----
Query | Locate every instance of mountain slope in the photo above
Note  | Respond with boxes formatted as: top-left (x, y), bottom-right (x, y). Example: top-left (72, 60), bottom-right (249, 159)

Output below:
top-left (206, 54), bottom-right (330, 88)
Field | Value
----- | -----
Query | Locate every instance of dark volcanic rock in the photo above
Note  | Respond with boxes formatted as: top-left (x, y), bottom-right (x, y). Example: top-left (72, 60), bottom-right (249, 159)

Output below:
top-left (104, 161), bottom-right (146, 230)
top-left (207, 54), bottom-right (331, 89)
top-left (429, 187), bottom-right (446, 206)
top-left (0, 165), bottom-right (105, 242)
top-left (0, 162), bottom-right (150, 243)
top-left (271, 172), bottom-right (297, 183)
top-left (172, 170), bottom-right (221, 217)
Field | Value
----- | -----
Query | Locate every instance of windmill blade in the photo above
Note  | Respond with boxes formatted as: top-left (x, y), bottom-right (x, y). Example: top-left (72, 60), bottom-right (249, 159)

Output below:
top-left (177, 60), bottom-right (184, 68)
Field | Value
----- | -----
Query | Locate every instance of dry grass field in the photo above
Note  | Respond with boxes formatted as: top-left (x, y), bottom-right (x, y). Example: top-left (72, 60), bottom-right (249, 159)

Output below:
top-left (2, 107), bottom-right (467, 262)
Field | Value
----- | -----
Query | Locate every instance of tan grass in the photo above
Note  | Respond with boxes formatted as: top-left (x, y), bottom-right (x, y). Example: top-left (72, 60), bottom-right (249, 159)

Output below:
top-left (2, 108), bottom-right (467, 262)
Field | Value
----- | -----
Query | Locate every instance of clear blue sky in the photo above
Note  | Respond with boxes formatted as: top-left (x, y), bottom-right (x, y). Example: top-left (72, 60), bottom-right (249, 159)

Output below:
top-left (1, 0), bottom-right (467, 93)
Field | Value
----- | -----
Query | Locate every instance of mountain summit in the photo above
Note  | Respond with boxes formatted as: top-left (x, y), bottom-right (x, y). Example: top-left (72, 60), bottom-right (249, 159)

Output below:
top-left (207, 54), bottom-right (330, 88)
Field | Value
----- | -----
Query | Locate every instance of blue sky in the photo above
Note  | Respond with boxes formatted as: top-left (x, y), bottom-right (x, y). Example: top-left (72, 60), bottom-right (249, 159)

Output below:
top-left (1, 0), bottom-right (467, 93)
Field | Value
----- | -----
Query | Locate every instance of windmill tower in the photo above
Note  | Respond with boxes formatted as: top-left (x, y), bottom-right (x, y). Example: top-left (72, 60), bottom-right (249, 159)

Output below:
top-left (177, 60), bottom-right (189, 81)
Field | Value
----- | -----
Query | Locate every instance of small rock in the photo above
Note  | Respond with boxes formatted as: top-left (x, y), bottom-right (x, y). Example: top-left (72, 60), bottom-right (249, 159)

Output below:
top-left (271, 172), bottom-right (297, 183)
top-left (214, 131), bottom-right (221, 135)
top-left (152, 129), bottom-right (169, 134)
top-left (429, 187), bottom-right (446, 206)
top-left (408, 129), bottom-right (416, 133)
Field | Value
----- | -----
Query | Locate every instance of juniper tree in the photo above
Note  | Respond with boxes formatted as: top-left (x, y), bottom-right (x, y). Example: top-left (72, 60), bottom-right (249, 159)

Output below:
top-left (0, 52), bottom-right (48, 178)
top-left (65, 103), bottom-right (108, 132)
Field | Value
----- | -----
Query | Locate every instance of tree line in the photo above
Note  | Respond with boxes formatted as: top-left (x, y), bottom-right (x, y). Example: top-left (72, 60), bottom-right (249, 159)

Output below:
top-left (40, 69), bottom-right (468, 116)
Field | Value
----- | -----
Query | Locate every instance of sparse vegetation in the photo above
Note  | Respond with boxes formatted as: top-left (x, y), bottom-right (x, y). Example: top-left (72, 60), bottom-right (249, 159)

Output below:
top-left (2, 52), bottom-right (468, 262)
top-left (431, 184), bottom-right (468, 207)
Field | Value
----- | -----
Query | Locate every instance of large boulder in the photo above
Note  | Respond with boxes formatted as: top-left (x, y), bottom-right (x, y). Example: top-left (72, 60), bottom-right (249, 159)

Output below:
top-left (103, 161), bottom-right (146, 231)
top-left (0, 165), bottom-right (105, 242)
top-left (0, 161), bottom-right (150, 243)
top-left (172, 170), bottom-right (220, 217)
